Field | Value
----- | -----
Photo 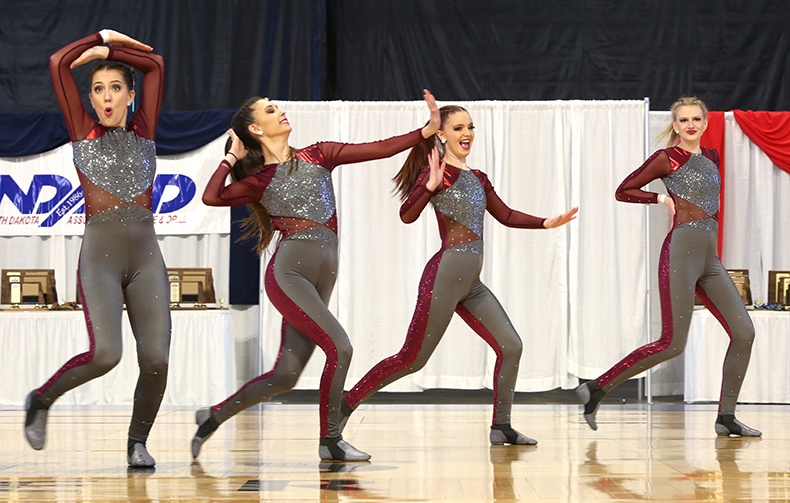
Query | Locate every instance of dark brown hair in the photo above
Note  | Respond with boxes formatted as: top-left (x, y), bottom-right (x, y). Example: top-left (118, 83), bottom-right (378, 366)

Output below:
top-left (228, 97), bottom-right (298, 254)
top-left (393, 105), bottom-right (467, 201)
top-left (91, 62), bottom-right (134, 90)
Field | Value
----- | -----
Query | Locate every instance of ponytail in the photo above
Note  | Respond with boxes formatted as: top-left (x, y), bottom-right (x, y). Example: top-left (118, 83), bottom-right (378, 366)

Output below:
top-left (227, 97), bottom-right (273, 255)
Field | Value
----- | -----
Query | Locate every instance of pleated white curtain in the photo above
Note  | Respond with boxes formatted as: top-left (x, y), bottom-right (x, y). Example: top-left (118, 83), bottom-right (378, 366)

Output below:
top-left (259, 100), bottom-right (649, 392)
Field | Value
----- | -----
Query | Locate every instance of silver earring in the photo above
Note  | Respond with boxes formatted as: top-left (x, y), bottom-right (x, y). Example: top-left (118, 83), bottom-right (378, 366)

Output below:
top-left (674, 130), bottom-right (679, 134)
top-left (440, 139), bottom-right (446, 144)
top-left (258, 131), bottom-right (264, 136)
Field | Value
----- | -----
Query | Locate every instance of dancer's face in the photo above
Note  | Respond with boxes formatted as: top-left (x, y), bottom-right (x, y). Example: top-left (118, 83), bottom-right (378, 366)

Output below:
top-left (437, 111), bottom-right (475, 161)
top-left (673, 105), bottom-right (707, 144)
top-left (89, 69), bottom-right (134, 128)
top-left (248, 98), bottom-right (292, 140)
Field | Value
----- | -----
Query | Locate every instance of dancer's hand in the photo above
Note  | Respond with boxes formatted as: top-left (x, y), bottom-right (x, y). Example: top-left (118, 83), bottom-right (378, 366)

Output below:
top-left (425, 146), bottom-right (446, 192)
top-left (226, 129), bottom-right (248, 162)
top-left (659, 194), bottom-right (676, 216)
top-left (421, 89), bottom-right (440, 139)
top-left (102, 30), bottom-right (153, 51)
top-left (543, 207), bottom-right (579, 228)
top-left (70, 46), bottom-right (110, 69)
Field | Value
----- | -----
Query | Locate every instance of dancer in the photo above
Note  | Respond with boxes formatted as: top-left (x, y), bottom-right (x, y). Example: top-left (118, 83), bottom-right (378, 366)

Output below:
top-left (194, 90), bottom-right (440, 461)
top-left (575, 96), bottom-right (760, 437)
top-left (25, 30), bottom-right (170, 467)
top-left (339, 105), bottom-right (578, 447)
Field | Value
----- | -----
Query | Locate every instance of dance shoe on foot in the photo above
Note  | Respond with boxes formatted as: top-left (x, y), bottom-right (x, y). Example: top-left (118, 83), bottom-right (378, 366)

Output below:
top-left (128, 443), bottom-right (156, 468)
top-left (191, 407), bottom-right (219, 458)
top-left (575, 381), bottom-right (603, 431)
top-left (24, 391), bottom-right (49, 450)
top-left (489, 424), bottom-right (538, 445)
top-left (319, 437), bottom-right (371, 461)
top-left (715, 414), bottom-right (762, 437)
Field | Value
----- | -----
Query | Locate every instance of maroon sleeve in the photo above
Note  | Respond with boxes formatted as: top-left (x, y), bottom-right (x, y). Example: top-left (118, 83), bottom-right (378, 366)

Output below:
top-left (399, 166), bottom-right (436, 223)
top-left (704, 147), bottom-right (720, 167)
top-left (49, 33), bottom-right (103, 141)
top-left (49, 34), bottom-right (164, 141)
top-left (476, 171), bottom-right (546, 229)
top-left (202, 160), bottom-right (267, 207)
top-left (614, 150), bottom-right (672, 204)
top-left (109, 47), bottom-right (164, 140)
top-left (317, 129), bottom-right (423, 170)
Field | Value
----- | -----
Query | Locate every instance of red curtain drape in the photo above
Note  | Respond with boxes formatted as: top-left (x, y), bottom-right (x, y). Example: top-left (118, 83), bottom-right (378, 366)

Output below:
top-left (733, 111), bottom-right (790, 175)
top-left (701, 111), bottom-right (725, 256)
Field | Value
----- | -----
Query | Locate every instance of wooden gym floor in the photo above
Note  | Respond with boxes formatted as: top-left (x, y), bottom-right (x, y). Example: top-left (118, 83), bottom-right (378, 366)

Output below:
top-left (1, 398), bottom-right (789, 502)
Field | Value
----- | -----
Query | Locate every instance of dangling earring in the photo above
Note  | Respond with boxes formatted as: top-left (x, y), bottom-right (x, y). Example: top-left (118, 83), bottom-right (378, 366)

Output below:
top-left (434, 136), bottom-right (445, 156)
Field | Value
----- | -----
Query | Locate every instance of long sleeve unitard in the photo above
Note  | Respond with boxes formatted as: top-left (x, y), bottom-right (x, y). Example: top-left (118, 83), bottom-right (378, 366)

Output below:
top-left (343, 164), bottom-right (546, 426)
top-left (596, 146), bottom-right (754, 415)
top-left (202, 130), bottom-right (423, 439)
top-left (37, 33), bottom-right (170, 444)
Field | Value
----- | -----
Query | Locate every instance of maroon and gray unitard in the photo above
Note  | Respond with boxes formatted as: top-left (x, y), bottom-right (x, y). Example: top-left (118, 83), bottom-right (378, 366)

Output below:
top-left (596, 146), bottom-right (754, 415)
top-left (35, 33), bottom-right (171, 444)
top-left (202, 130), bottom-right (422, 439)
top-left (343, 164), bottom-right (547, 426)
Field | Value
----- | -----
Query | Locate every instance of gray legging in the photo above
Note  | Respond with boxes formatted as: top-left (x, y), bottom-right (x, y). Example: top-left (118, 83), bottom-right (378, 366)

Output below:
top-left (344, 246), bottom-right (523, 425)
top-left (211, 238), bottom-right (352, 439)
top-left (597, 225), bottom-right (754, 414)
top-left (36, 220), bottom-right (171, 443)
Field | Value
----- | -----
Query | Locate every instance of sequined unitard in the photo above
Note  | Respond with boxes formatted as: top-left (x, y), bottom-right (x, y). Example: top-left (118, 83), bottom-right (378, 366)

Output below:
top-left (343, 164), bottom-right (546, 426)
top-left (596, 147), bottom-right (754, 415)
top-left (35, 33), bottom-right (171, 444)
top-left (202, 130), bottom-right (423, 439)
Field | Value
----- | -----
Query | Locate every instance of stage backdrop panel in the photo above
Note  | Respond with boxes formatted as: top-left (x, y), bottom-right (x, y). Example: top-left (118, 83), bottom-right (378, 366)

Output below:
top-left (0, 136), bottom-right (229, 236)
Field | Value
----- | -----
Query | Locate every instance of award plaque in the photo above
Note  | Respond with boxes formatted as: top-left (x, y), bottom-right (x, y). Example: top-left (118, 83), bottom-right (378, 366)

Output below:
top-left (726, 269), bottom-right (752, 305)
top-left (1, 269), bottom-right (58, 307)
top-left (166, 268), bottom-right (215, 308)
top-left (768, 271), bottom-right (790, 306)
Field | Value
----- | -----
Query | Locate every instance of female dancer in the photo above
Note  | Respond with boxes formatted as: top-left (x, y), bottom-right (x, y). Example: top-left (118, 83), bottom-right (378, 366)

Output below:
top-left (194, 91), bottom-right (440, 461)
top-left (25, 30), bottom-right (170, 467)
top-left (575, 96), bottom-right (760, 437)
top-left (339, 105), bottom-right (578, 447)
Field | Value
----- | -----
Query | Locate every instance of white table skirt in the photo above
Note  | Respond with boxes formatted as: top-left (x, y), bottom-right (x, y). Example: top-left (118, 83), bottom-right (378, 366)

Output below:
top-left (0, 309), bottom-right (235, 407)
top-left (685, 309), bottom-right (790, 403)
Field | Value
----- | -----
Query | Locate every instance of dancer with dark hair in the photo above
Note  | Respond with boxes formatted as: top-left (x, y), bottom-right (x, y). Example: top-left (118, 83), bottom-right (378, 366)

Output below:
top-left (339, 105), bottom-right (578, 449)
top-left (575, 96), bottom-right (760, 437)
top-left (194, 90), bottom-right (440, 461)
top-left (25, 30), bottom-right (170, 468)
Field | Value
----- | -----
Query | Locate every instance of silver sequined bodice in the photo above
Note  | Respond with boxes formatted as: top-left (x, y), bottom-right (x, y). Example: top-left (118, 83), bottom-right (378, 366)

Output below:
top-left (261, 159), bottom-right (337, 244)
top-left (73, 128), bottom-right (156, 224)
top-left (661, 154), bottom-right (720, 231)
top-left (432, 170), bottom-right (486, 254)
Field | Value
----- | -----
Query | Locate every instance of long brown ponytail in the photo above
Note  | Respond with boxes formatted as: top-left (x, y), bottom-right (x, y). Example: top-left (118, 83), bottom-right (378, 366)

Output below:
top-left (227, 97), bottom-right (273, 255)
top-left (393, 105), bottom-right (467, 201)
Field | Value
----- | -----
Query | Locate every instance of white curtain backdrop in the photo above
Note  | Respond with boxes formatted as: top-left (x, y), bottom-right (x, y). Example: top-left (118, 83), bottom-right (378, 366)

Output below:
top-left (721, 112), bottom-right (790, 298)
top-left (259, 100), bottom-right (649, 392)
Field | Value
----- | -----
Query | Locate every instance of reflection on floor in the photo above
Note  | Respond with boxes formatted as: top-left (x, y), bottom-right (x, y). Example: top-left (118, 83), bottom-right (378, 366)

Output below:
top-left (1, 402), bottom-right (788, 501)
